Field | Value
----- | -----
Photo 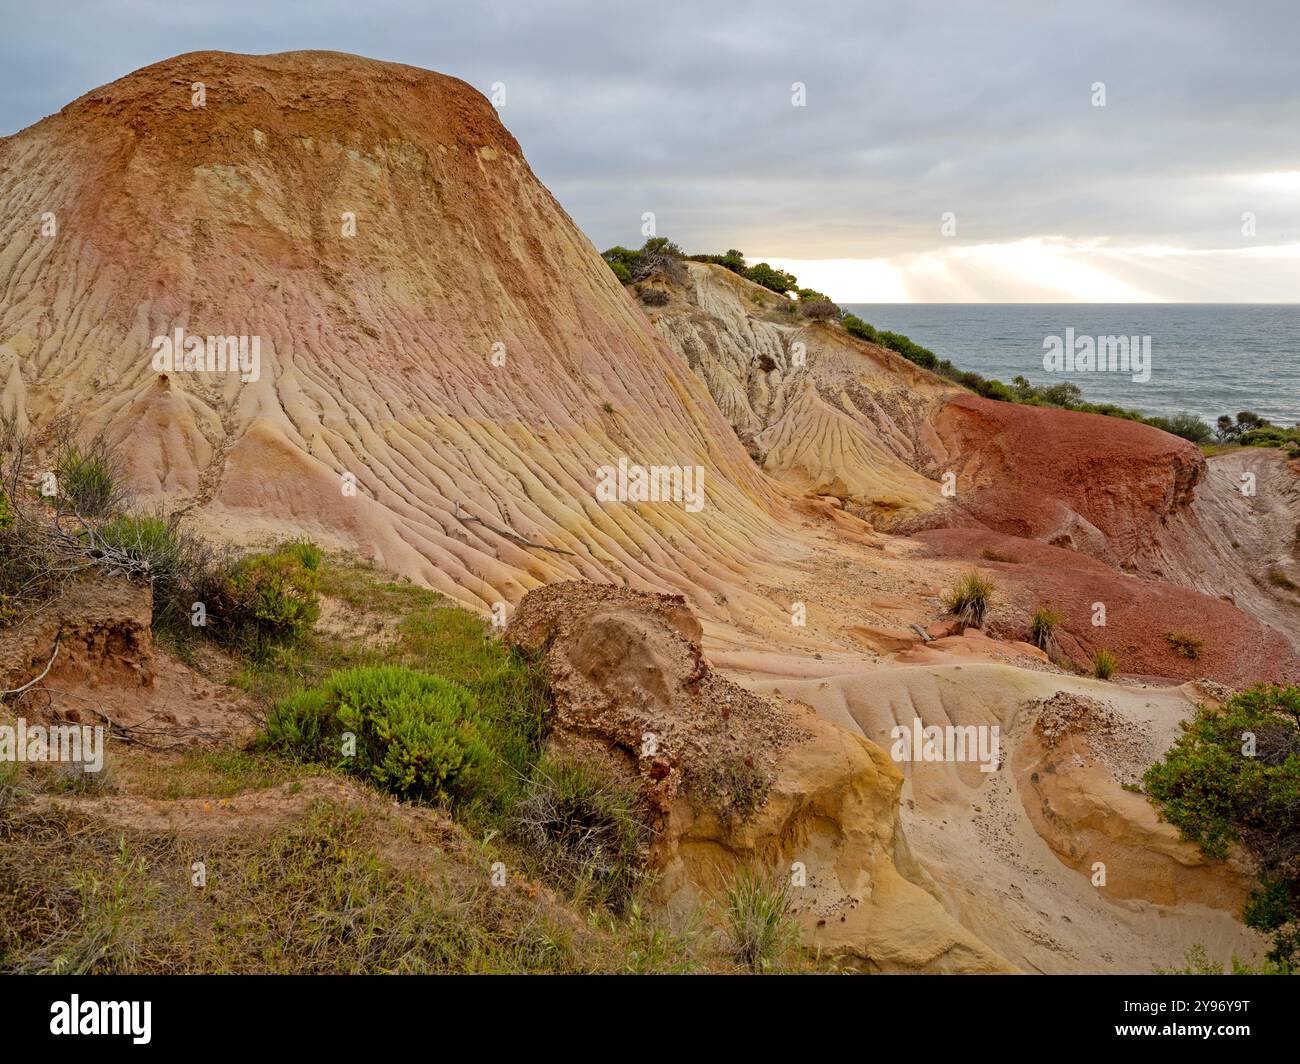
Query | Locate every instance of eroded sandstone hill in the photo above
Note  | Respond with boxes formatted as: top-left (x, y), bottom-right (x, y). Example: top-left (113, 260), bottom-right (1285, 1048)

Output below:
top-left (0, 50), bottom-right (815, 627)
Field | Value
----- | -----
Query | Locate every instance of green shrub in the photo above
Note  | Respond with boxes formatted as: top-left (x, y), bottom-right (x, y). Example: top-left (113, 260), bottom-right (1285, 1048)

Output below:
top-left (1029, 605), bottom-right (1063, 652)
top-left (602, 238), bottom-right (685, 285)
top-left (720, 866), bottom-right (802, 973)
top-left (1143, 684), bottom-right (1300, 969)
top-left (95, 513), bottom-right (184, 572)
top-left (511, 757), bottom-right (649, 912)
top-left (1163, 413), bottom-right (1215, 445)
top-left (261, 665), bottom-right (489, 806)
top-left (1092, 648), bottom-right (1118, 680)
top-left (842, 314), bottom-right (878, 342)
top-left (688, 249), bottom-right (747, 275)
top-left (744, 262), bottom-right (798, 295)
top-left (228, 548), bottom-right (321, 644)
top-left (1164, 631), bottom-right (1203, 660)
top-left (279, 539), bottom-right (323, 572)
top-left (943, 570), bottom-right (993, 628)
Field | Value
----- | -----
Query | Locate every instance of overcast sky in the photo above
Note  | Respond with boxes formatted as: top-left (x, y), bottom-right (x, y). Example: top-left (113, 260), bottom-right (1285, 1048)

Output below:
top-left (2, 0), bottom-right (1297, 300)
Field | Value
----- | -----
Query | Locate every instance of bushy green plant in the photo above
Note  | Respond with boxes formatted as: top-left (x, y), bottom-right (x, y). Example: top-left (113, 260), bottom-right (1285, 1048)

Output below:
top-left (1143, 684), bottom-right (1300, 969)
top-left (602, 238), bottom-right (685, 285)
top-left (744, 262), bottom-right (798, 295)
top-left (228, 548), bottom-right (321, 644)
top-left (688, 249), bottom-right (747, 275)
top-left (261, 665), bottom-right (489, 806)
top-left (842, 314), bottom-right (878, 342)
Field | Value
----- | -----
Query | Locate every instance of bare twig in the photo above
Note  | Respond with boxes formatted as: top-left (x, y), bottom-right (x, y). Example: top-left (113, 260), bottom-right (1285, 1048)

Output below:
top-left (453, 501), bottom-right (577, 557)
top-left (1, 636), bottom-right (60, 699)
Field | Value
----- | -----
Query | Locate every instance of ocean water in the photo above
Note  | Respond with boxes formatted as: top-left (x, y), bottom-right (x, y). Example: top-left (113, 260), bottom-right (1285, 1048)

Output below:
top-left (840, 304), bottom-right (1300, 427)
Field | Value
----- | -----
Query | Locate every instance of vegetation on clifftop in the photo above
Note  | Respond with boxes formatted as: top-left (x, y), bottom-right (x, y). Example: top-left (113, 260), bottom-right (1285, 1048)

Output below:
top-left (605, 236), bottom-right (1298, 452)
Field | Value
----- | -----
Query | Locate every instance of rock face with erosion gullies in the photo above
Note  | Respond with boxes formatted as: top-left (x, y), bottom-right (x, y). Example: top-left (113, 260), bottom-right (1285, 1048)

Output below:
top-left (0, 50), bottom-right (811, 626)
top-left (649, 262), bottom-right (1208, 566)
top-left (507, 581), bottom-right (1015, 972)
top-left (647, 261), bottom-right (1298, 682)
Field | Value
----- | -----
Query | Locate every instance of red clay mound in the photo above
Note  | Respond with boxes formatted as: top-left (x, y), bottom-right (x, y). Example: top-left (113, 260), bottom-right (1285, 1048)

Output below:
top-left (915, 526), bottom-right (1299, 687)
top-left (930, 395), bottom-right (1203, 566)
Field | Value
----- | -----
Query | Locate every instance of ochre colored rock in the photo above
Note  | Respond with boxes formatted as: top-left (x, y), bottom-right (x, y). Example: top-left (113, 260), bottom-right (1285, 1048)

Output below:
top-left (508, 581), bottom-right (1015, 973)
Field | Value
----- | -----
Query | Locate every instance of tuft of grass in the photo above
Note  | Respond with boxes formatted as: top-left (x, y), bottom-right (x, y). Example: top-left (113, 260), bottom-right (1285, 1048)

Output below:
top-left (943, 570), bottom-right (993, 628)
top-left (55, 439), bottom-right (129, 518)
top-left (1164, 631), bottom-right (1204, 660)
top-left (980, 547), bottom-right (1019, 564)
top-left (1092, 648), bottom-right (1118, 680)
top-left (699, 757), bottom-right (770, 821)
top-left (719, 865), bottom-right (802, 974)
top-left (1268, 568), bottom-right (1298, 592)
top-left (1029, 604), bottom-right (1064, 652)
top-left (511, 756), bottom-right (650, 913)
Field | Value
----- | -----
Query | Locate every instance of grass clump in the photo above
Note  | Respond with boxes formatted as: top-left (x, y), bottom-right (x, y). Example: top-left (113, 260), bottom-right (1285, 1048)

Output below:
top-left (1091, 648), bottom-right (1118, 680)
top-left (719, 865), bottom-right (802, 973)
top-left (1164, 631), bottom-right (1204, 660)
top-left (943, 570), bottom-right (993, 628)
top-left (511, 756), bottom-right (650, 913)
top-left (1029, 604), bottom-right (1064, 652)
top-left (700, 757), bottom-right (770, 821)
top-left (1269, 568), bottom-right (1299, 592)
top-left (55, 438), bottom-right (129, 518)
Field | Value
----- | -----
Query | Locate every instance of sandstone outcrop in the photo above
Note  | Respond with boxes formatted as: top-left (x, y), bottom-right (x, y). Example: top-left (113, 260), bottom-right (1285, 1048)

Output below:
top-left (507, 581), bottom-right (1014, 972)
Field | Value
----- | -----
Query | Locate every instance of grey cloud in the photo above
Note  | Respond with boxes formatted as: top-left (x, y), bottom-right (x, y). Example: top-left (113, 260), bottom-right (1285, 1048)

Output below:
top-left (1, 0), bottom-right (1297, 260)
